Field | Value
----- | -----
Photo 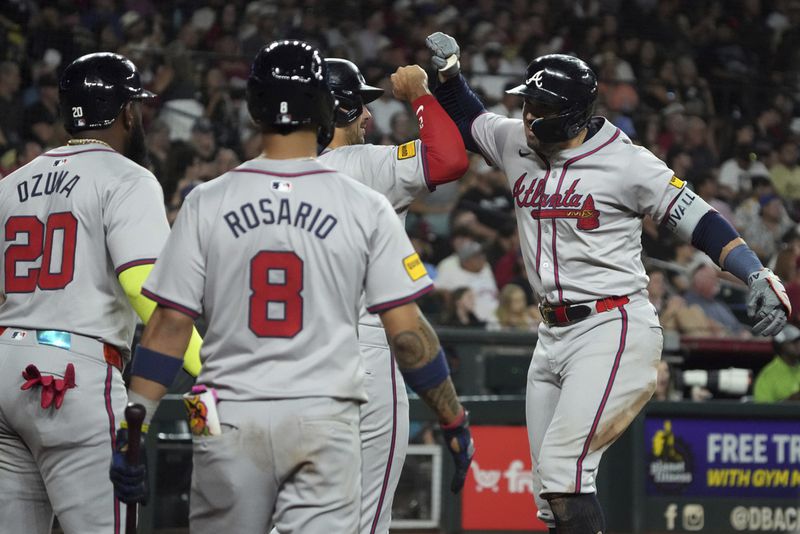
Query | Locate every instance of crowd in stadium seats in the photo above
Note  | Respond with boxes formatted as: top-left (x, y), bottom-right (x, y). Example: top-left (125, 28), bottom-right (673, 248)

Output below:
top-left (2, 0), bottom-right (800, 343)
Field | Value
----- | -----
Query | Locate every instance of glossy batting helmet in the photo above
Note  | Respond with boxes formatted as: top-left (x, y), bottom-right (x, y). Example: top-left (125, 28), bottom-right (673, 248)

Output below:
top-left (325, 58), bottom-right (384, 126)
top-left (59, 53), bottom-right (156, 134)
top-left (507, 54), bottom-right (597, 143)
top-left (247, 40), bottom-right (337, 146)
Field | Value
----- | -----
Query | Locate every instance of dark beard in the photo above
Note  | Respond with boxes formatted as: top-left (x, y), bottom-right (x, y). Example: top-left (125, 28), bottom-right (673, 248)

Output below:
top-left (125, 118), bottom-right (150, 168)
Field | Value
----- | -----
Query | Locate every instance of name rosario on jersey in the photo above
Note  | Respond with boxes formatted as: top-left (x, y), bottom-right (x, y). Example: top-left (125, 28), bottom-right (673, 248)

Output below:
top-left (223, 197), bottom-right (338, 239)
top-left (16, 171), bottom-right (81, 202)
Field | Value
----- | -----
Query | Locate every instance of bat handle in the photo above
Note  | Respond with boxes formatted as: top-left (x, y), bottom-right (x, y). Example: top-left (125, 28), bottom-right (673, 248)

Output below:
top-left (125, 403), bottom-right (145, 463)
top-left (124, 403), bottom-right (146, 534)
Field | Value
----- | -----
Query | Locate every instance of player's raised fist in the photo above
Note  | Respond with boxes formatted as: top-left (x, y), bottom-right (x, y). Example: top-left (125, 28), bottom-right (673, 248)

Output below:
top-left (425, 32), bottom-right (461, 79)
top-left (390, 65), bottom-right (430, 103)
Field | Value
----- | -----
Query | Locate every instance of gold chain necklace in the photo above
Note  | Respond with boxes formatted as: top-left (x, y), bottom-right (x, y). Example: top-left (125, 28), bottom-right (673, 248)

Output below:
top-left (67, 138), bottom-right (112, 148)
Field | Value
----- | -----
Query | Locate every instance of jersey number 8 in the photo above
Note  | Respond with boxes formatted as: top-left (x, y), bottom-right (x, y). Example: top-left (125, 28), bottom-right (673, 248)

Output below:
top-left (248, 251), bottom-right (303, 338)
top-left (5, 212), bottom-right (78, 293)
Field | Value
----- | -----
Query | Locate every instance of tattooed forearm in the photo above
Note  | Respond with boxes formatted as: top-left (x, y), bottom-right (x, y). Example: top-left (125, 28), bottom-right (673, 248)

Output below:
top-left (391, 313), bottom-right (441, 370)
top-left (417, 379), bottom-right (462, 422)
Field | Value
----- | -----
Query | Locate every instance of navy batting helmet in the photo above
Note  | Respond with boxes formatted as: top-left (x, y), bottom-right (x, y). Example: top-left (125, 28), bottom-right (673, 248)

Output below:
top-left (59, 53), bottom-right (156, 134)
top-left (507, 54), bottom-right (597, 143)
top-left (325, 58), bottom-right (384, 126)
top-left (247, 40), bottom-right (336, 146)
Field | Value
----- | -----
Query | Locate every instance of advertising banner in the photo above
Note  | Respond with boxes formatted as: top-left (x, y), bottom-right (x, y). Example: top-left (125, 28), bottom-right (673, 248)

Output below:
top-left (645, 417), bottom-right (800, 499)
top-left (461, 426), bottom-right (549, 531)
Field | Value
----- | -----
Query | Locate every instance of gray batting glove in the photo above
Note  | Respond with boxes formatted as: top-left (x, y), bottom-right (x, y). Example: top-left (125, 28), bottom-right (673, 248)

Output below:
top-left (425, 31), bottom-right (461, 78)
top-left (747, 268), bottom-right (791, 336)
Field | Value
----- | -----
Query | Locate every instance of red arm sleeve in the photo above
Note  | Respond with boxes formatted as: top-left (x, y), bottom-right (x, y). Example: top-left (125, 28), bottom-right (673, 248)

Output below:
top-left (412, 94), bottom-right (469, 187)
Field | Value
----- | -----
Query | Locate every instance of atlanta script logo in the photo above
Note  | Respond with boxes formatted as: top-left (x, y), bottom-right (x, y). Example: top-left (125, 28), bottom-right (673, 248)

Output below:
top-left (512, 172), bottom-right (600, 230)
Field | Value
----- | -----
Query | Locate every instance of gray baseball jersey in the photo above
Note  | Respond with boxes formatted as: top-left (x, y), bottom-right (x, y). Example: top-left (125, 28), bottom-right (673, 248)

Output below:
top-left (143, 157), bottom-right (433, 403)
top-left (0, 142), bottom-right (169, 534)
top-left (469, 114), bottom-right (674, 527)
top-left (319, 140), bottom-right (431, 217)
top-left (0, 143), bottom-right (170, 351)
top-left (471, 114), bottom-right (685, 304)
top-left (320, 139), bottom-right (430, 329)
top-left (318, 141), bottom-right (429, 534)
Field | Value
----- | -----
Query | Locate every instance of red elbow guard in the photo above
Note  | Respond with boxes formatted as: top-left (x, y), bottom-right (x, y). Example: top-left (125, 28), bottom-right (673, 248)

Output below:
top-left (412, 94), bottom-right (469, 188)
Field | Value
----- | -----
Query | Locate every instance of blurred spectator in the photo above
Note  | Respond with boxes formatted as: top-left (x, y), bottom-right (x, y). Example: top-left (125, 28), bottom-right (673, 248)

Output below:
top-left (718, 142), bottom-right (769, 201)
top-left (0, 61), bottom-right (22, 153)
top-left (438, 287), bottom-right (486, 328)
top-left (0, 139), bottom-right (43, 177)
top-left (188, 118), bottom-right (218, 163)
top-left (366, 77), bottom-right (403, 138)
top-left (455, 160), bottom-right (514, 241)
top-left (596, 51), bottom-right (639, 114)
top-left (380, 110), bottom-right (416, 146)
top-left (471, 42), bottom-right (516, 102)
top-left (652, 361), bottom-right (682, 401)
top-left (691, 172), bottom-right (735, 225)
top-left (202, 67), bottom-right (240, 150)
top-left (146, 119), bottom-right (171, 188)
top-left (674, 54), bottom-right (714, 118)
top-left (734, 175), bottom-right (778, 233)
top-left (487, 283), bottom-right (540, 331)
top-left (772, 245), bottom-right (800, 326)
top-left (23, 73), bottom-right (60, 148)
top-left (648, 267), bottom-right (723, 336)
top-left (753, 324), bottom-right (800, 402)
top-left (683, 263), bottom-right (750, 337)
top-left (667, 115), bottom-right (717, 179)
top-left (739, 193), bottom-right (794, 263)
top-left (488, 81), bottom-right (523, 119)
top-left (769, 141), bottom-right (800, 207)
top-left (436, 238), bottom-right (499, 322)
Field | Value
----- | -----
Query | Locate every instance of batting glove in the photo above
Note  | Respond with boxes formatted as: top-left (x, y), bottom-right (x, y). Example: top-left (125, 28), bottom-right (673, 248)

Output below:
top-left (425, 32), bottom-right (461, 78)
top-left (441, 409), bottom-right (475, 494)
top-left (110, 427), bottom-right (149, 504)
top-left (747, 268), bottom-right (791, 336)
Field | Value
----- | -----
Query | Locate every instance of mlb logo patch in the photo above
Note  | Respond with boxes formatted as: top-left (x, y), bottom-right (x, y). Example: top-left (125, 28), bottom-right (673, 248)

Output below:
top-left (76, 118), bottom-right (86, 127)
top-left (52, 158), bottom-right (68, 167)
top-left (271, 180), bottom-right (292, 193)
top-left (10, 330), bottom-right (27, 340)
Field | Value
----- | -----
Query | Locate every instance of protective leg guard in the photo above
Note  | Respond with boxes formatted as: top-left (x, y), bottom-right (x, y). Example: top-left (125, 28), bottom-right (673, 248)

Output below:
top-left (547, 493), bottom-right (606, 534)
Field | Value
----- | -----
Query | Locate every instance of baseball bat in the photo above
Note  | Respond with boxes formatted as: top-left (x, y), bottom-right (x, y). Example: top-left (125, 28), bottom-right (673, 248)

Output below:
top-left (124, 403), bottom-right (146, 534)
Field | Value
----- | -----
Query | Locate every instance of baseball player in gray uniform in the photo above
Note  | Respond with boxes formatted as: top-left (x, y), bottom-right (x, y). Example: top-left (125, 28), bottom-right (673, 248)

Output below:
top-left (316, 59), bottom-right (468, 534)
top-left (425, 33), bottom-right (790, 533)
top-left (0, 53), bottom-right (182, 534)
top-left (108, 41), bottom-right (474, 534)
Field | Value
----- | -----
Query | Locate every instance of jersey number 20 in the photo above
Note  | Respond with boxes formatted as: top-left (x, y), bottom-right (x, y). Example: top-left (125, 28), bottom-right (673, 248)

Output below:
top-left (5, 213), bottom-right (78, 293)
top-left (249, 251), bottom-right (303, 337)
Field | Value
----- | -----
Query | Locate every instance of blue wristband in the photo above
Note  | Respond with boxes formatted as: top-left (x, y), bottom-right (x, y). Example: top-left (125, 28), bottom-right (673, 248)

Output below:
top-left (690, 211), bottom-right (740, 262)
top-left (401, 348), bottom-right (450, 393)
top-left (723, 244), bottom-right (764, 284)
top-left (131, 345), bottom-right (184, 388)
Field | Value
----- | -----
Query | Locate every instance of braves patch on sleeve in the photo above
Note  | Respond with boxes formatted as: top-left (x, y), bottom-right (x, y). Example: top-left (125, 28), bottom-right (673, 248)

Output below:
top-left (397, 141), bottom-right (417, 160)
top-left (403, 252), bottom-right (427, 281)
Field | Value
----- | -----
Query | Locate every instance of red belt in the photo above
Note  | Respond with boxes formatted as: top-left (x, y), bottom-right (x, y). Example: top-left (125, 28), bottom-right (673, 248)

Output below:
top-left (539, 296), bottom-right (630, 327)
top-left (0, 327), bottom-right (123, 371)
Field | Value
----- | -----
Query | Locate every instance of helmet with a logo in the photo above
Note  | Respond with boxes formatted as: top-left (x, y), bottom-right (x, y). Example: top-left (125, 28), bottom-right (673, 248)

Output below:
top-left (59, 53), bottom-right (156, 134)
top-left (507, 54), bottom-right (597, 143)
top-left (247, 40), bottom-right (337, 146)
top-left (325, 58), bottom-right (384, 126)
